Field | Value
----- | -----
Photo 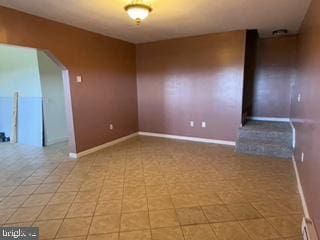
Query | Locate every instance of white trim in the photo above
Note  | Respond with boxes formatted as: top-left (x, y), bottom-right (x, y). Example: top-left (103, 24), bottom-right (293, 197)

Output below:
top-left (69, 132), bottom-right (138, 158)
top-left (301, 217), bottom-right (319, 240)
top-left (69, 153), bottom-right (78, 159)
top-left (247, 117), bottom-right (290, 122)
top-left (69, 131), bottom-right (236, 158)
top-left (292, 155), bottom-right (310, 219)
top-left (289, 120), bottom-right (296, 148)
top-left (138, 132), bottom-right (236, 146)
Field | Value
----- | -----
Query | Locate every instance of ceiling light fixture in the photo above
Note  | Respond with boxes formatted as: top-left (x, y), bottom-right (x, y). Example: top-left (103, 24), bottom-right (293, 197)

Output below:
top-left (124, 0), bottom-right (152, 25)
top-left (272, 29), bottom-right (288, 36)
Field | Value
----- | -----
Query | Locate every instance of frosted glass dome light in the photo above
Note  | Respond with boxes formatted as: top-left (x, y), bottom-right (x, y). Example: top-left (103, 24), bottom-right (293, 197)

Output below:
top-left (124, 1), bottom-right (152, 25)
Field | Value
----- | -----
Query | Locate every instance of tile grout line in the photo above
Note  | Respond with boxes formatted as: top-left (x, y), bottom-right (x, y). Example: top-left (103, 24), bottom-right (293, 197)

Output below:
top-left (3, 161), bottom-right (68, 226)
top-left (84, 152), bottom-right (106, 240)
top-left (51, 160), bottom-right (85, 240)
top-left (118, 149), bottom-right (128, 240)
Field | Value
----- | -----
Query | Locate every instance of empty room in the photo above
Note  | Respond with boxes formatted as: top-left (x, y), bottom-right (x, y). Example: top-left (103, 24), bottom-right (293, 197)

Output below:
top-left (0, 0), bottom-right (319, 240)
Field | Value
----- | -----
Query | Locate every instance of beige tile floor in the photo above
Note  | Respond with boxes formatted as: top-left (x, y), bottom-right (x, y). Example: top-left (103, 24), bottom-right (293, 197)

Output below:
top-left (0, 136), bottom-right (303, 240)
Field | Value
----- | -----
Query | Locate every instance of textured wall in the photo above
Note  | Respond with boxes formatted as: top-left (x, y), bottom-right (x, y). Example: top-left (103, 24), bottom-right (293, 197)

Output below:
top-left (0, 6), bottom-right (138, 153)
top-left (252, 36), bottom-right (297, 118)
top-left (137, 31), bottom-right (246, 142)
top-left (292, 0), bottom-right (320, 235)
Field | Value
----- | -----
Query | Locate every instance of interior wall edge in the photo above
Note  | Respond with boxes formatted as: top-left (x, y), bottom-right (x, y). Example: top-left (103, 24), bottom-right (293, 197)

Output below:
top-left (292, 154), bottom-right (311, 219)
top-left (0, 6), bottom-right (138, 153)
top-left (138, 132), bottom-right (236, 146)
top-left (291, 0), bottom-right (320, 234)
top-left (69, 132), bottom-right (139, 158)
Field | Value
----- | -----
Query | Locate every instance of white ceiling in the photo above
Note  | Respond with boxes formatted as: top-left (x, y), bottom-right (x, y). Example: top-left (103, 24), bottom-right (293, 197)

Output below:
top-left (0, 0), bottom-right (311, 43)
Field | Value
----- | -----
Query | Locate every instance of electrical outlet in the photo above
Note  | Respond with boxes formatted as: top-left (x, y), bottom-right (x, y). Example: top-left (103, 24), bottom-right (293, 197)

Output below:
top-left (298, 93), bottom-right (302, 102)
top-left (201, 121), bottom-right (206, 128)
top-left (301, 152), bottom-right (304, 162)
top-left (76, 75), bottom-right (82, 83)
top-left (190, 121), bottom-right (194, 127)
top-left (109, 124), bottom-right (113, 130)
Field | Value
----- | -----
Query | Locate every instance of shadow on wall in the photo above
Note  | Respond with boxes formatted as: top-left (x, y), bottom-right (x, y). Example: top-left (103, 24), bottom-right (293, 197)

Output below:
top-left (0, 44), bottom-right (74, 148)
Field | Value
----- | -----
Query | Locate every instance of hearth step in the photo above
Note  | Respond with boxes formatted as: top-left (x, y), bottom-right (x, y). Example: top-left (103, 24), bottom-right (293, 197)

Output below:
top-left (236, 138), bottom-right (292, 159)
top-left (236, 120), bottom-right (293, 159)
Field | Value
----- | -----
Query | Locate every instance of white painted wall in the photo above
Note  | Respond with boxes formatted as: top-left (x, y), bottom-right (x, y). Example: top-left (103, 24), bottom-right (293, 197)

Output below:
top-left (37, 51), bottom-right (68, 146)
top-left (0, 45), bottom-right (41, 97)
top-left (0, 45), bottom-right (43, 146)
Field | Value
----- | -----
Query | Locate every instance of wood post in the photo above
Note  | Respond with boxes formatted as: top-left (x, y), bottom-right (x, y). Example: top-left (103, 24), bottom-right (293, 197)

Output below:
top-left (10, 92), bottom-right (18, 143)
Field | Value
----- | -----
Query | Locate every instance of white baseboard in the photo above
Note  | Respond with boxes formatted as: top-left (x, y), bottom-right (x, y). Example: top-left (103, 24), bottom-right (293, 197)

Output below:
top-left (292, 155), bottom-right (310, 219)
top-left (69, 132), bottom-right (138, 158)
top-left (138, 132), bottom-right (236, 146)
top-left (247, 117), bottom-right (290, 122)
top-left (68, 152), bottom-right (78, 158)
top-left (289, 120), bottom-right (296, 149)
top-left (69, 131), bottom-right (235, 158)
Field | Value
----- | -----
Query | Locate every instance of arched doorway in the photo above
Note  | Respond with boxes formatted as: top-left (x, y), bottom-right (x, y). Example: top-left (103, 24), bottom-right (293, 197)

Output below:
top-left (0, 43), bottom-right (75, 153)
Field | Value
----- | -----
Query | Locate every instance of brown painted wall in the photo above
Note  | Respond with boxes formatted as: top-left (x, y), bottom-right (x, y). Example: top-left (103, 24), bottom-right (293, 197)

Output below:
top-left (292, 0), bottom-right (320, 234)
top-left (252, 36), bottom-right (297, 118)
top-left (242, 30), bottom-right (258, 122)
top-left (136, 31), bottom-right (246, 141)
top-left (0, 6), bottom-right (139, 153)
